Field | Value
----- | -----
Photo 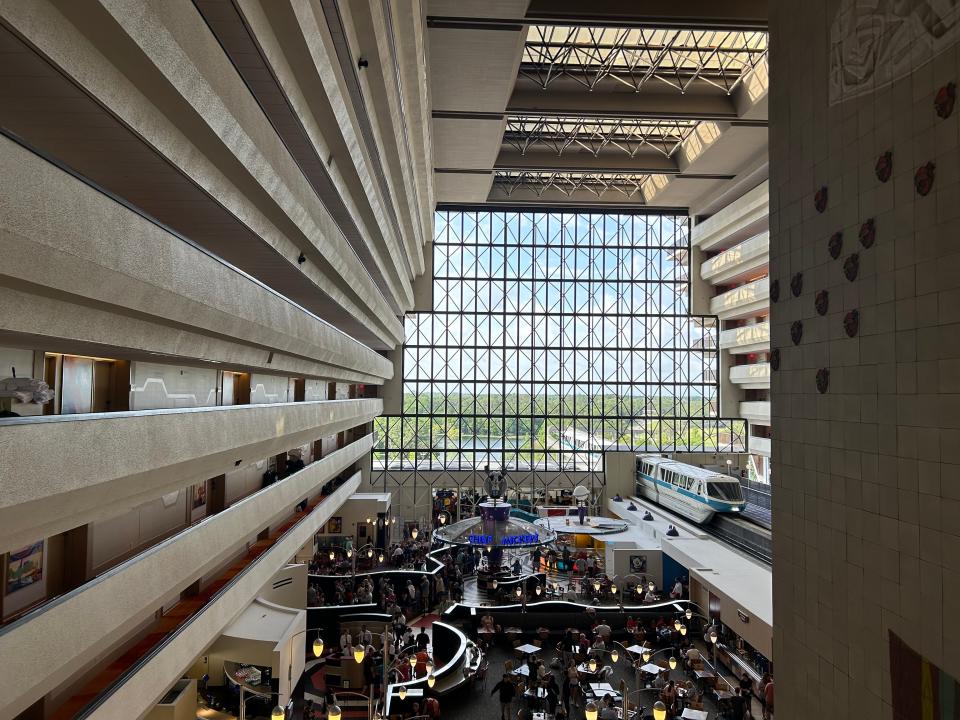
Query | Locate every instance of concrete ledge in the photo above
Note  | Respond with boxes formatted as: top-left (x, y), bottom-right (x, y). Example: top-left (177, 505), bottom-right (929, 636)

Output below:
top-left (710, 277), bottom-right (769, 320)
top-left (719, 322), bottom-right (770, 354)
top-left (730, 362), bottom-right (771, 389)
top-left (0, 136), bottom-right (391, 383)
top-left (700, 231), bottom-right (769, 285)
top-left (691, 180), bottom-right (768, 251)
top-left (0, 399), bottom-right (381, 552)
top-left (740, 401), bottom-right (771, 427)
top-left (0, 468), bottom-right (363, 720)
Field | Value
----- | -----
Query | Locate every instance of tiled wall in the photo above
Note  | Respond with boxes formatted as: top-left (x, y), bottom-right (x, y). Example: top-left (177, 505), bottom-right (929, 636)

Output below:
top-left (770, 2), bottom-right (960, 718)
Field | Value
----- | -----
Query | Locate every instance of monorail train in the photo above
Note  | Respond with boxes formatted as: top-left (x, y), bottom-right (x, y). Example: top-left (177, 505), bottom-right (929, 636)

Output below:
top-left (635, 454), bottom-right (746, 524)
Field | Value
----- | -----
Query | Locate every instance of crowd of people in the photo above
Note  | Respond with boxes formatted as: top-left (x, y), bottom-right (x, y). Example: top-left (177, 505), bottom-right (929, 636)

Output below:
top-left (478, 609), bottom-right (773, 720)
top-left (306, 536), bottom-right (485, 619)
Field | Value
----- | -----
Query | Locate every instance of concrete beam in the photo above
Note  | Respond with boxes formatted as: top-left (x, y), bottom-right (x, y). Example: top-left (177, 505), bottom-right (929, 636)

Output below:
top-left (0, 0), bottom-right (404, 349)
top-left (195, 0), bottom-right (414, 315)
top-left (494, 148), bottom-right (678, 173)
top-left (506, 88), bottom-right (742, 121)
top-left (523, 0), bottom-right (767, 29)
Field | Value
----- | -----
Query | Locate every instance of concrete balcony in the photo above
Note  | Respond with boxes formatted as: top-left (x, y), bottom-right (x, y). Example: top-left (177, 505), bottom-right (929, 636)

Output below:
top-left (710, 277), bottom-right (769, 321)
top-left (692, 180), bottom-right (769, 251)
top-left (730, 362), bottom-right (771, 390)
top-left (0, 136), bottom-right (392, 384)
top-left (700, 232), bottom-right (769, 286)
top-left (0, 460), bottom-right (365, 720)
top-left (740, 401), bottom-right (771, 427)
top-left (0, 399), bottom-right (381, 553)
top-left (720, 322), bottom-right (770, 355)
top-left (749, 435), bottom-right (771, 457)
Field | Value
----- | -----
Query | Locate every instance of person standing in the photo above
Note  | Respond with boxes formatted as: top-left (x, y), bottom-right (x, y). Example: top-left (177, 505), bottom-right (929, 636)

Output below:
top-left (420, 575), bottom-right (431, 614)
top-left (359, 624), bottom-right (373, 647)
top-left (763, 677), bottom-right (774, 718)
top-left (491, 673), bottom-right (518, 720)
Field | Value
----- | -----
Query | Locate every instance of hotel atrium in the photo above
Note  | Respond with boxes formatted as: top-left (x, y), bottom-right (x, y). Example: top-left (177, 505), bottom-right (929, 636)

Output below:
top-left (0, 1), bottom-right (954, 720)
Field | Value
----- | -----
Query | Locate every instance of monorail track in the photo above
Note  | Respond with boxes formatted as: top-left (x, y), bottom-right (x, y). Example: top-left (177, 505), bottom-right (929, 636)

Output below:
top-left (704, 512), bottom-right (772, 565)
top-left (629, 494), bottom-right (772, 565)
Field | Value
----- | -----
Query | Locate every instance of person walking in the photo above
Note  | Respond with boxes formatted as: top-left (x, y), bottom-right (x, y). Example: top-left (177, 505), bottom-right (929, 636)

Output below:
top-left (565, 660), bottom-right (581, 708)
top-left (491, 673), bottom-right (518, 720)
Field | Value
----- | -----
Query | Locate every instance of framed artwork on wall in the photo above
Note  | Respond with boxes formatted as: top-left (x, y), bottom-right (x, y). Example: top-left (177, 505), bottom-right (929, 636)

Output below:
top-left (629, 554), bottom-right (647, 574)
top-left (192, 483), bottom-right (207, 510)
top-left (358, 523), bottom-right (367, 538)
top-left (327, 517), bottom-right (342, 535)
top-left (6, 541), bottom-right (43, 593)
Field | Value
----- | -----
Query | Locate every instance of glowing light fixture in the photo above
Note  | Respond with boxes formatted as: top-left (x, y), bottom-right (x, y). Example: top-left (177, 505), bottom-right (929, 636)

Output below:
top-left (346, 548), bottom-right (353, 558)
top-left (427, 674), bottom-right (436, 688)
top-left (313, 637), bottom-right (324, 657)
top-left (674, 619), bottom-right (682, 631)
top-left (611, 584), bottom-right (618, 594)
top-left (592, 579), bottom-right (601, 592)
top-left (271, 708), bottom-right (286, 720)
top-left (398, 687), bottom-right (407, 700)
top-left (642, 648), bottom-right (652, 663)
top-left (411, 527), bottom-right (419, 540)
top-left (709, 627), bottom-right (719, 644)
top-left (426, 662), bottom-right (434, 674)
top-left (535, 585), bottom-right (542, 596)
top-left (515, 585), bottom-right (523, 598)
top-left (588, 658), bottom-right (598, 672)
top-left (679, 624), bottom-right (688, 637)
top-left (585, 701), bottom-right (599, 720)
top-left (328, 708), bottom-right (342, 720)
top-left (611, 649), bottom-right (619, 663)
top-left (653, 701), bottom-right (667, 720)
top-left (328, 550), bottom-right (335, 561)
top-left (409, 655), bottom-right (417, 668)
top-left (648, 581), bottom-right (655, 592)
top-left (353, 646), bottom-right (365, 663)
top-left (366, 516), bottom-right (372, 524)
top-left (685, 608), bottom-right (693, 620)
top-left (669, 656), bottom-right (677, 670)
top-left (367, 547), bottom-right (374, 558)
top-left (492, 579), bottom-right (498, 589)
top-left (378, 552), bottom-right (385, 563)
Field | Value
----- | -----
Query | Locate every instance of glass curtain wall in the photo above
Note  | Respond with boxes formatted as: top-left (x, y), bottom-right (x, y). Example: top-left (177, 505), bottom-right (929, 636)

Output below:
top-left (373, 210), bottom-right (746, 482)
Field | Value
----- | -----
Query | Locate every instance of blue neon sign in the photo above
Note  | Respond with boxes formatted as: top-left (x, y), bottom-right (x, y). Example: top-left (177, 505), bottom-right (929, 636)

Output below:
top-left (467, 533), bottom-right (539, 546)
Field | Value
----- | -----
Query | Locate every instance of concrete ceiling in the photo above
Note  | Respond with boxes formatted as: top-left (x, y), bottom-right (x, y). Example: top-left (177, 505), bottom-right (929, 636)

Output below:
top-left (428, 0), bottom-right (769, 215)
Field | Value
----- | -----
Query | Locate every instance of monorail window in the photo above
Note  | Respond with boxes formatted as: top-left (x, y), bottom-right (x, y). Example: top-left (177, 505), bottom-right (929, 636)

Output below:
top-left (708, 481), bottom-right (744, 501)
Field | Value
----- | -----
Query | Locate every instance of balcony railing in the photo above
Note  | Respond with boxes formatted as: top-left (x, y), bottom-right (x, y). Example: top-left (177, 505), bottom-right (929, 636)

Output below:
top-left (691, 180), bottom-right (769, 251)
top-left (0, 455), bottom-right (365, 719)
top-left (700, 231), bottom-right (769, 286)
top-left (730, 362), bottom-right (770, 389)
top-left (749, 435), bottom-right (771, 457)
top-left (0, 399), bottom-right (380, 552)
top-left (710, 277), bottom-right (769, 320)
top-left (739, 401), bottom-right (771, 426)
top-left (719, 322), bottom-right (770, 354)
